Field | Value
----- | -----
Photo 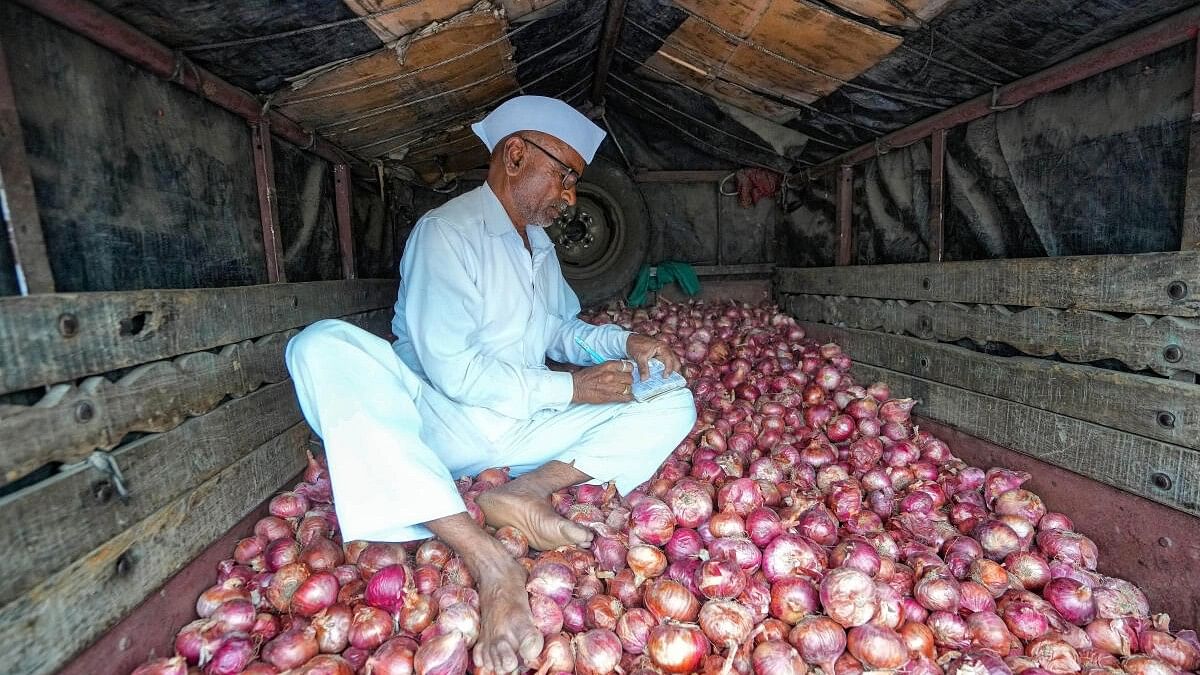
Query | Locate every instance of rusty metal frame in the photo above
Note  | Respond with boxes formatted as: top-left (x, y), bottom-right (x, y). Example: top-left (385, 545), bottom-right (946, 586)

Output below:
top-left (836, 165), bottom-right (853, 265)
top-left (928, 128), bottom-right (946, 262)
top-left (813, 5), bottom-right (1200, 175)
top-left (12, 0), bottom-right (350, 166)
top-left (251, 120), bottom-right (285, 283)
top-left (334, 164), bottom-right (356, 280)
top-left (0, 35), bottom-right (54, 294)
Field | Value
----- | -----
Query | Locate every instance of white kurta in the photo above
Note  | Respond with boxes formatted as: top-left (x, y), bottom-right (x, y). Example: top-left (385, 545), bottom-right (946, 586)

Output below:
top-left (286, 184), bottom-right (696, 542)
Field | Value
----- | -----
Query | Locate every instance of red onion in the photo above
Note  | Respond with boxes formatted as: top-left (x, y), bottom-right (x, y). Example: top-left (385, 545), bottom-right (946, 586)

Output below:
top-left (528, 592), bottom-right (563, 636)
top-left (627, 544), bottom-right (668, 581)
top-left (914, 568), bottom-right (961, 612)
top-left (797, 505), bottom-right (840, 546)
top-left (312, 603), bottom-right (351, 654)
top-left (533, 633), bottom-right (575, 674)
top-left (398, 593), bottom-right (436, 635)
top-left (1026, 636), bottom-right (1081, 673)
top-left (363, 564), bottom-right (408, 613)
top-left (440, 556), bottom-right (474, 588)
top-left (789, 615), bottom-right (847, 674)
top-left (348, 605), bottom-right (393, 651)
top-left (209, 598), bottom-right (256, 634)
top-left (959, 580), bottom-right (997, 614)
top-left (1006, 551), bottom-right (1051, 591)
top-left (562, 598), bottom-right (587, 633)
top-left (968, 610), bottom-right (1017, 655)
top-left (969, 559), bottom-right (1013, 597)
top-left (494, 525), bottom-right (529, 558)
top-left (433, 604), bottom-right (480, 646)
top-left (1123, 655), bottom-right (1179, 675)
top-left (609, 567), bottom-right (646, 608)
top-left (900, 621), bottom-right (937, 660)
top-left (1044, 577), bottom-right (1097, 625)
top-left (752, 640), bottom-right (808, 675)
top-left (585, 594), bottom-right (624, 631)
top-left (994, 489), bottom-right (1047, 524)
top-left (297, 514), bottom-right (333, 547)
top-left (415, 539), bottom-right (452, 568)
top-left (205, 635), bottom-right (257, 675)
top-left (644, 579), bottom-right (701, 622)
top-left (1039, 512), bottom-right (1074, 532)
top-left (630, 497), bottom-right (676, 545)
top-left (763, 534), bottom-right (828, 582)
top-left (616, 607), bottom-right (656, 654)
top-left (364, 637), bottom-right (417, 675)
top-left (770, 576), bottom-right (819, 624)
top-left (666, 480), bottom-right (715, 528)
top-left (574, 628), bottom-right (624, 675)
top-left (1093, 576), bottom-right (1149, 619)
top-left (266, 562), bottom-right (311, 612)
top-left (263, 626), bottom-right (320, 670)
top-left (647, 623), bottom-right (710, 673)
top-left (848, 624), bottom-right (908, 669)
top-left (983, 468), bottom-right (1030, 506)
top-left (1140, 629), bottom-right (1200, 670)
top-left (526, 560), bottom-right (575, 607)
top-left (1085, 618), bottom-right (1138, 657)
top-left (700, 599), bottom-right (756, 652)
top-left (252, 612), bottom-right (281, 641)
top-left (709, 536), bottom-right (762, 572)
top-left (664, 527), bottom-right (704, 561)
top-left (820, 567), bottom-right (878, 627)
top-left (197, 578), bottom-right (251, 618)
top-left (292, 571), bottom-right (339, 617)
top-left (270, 491), bottom-right (310, 519)
top-left (927, 611), bottom-right (971, 649)
top-left (413, 631), bottom-right (469, 675)
top-left (357, 543), bottom-right (406, 580)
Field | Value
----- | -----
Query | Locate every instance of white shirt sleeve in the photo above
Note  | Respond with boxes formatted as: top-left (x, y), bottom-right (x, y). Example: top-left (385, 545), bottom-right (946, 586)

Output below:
top-left (401, 218), bottom-right (575, 418)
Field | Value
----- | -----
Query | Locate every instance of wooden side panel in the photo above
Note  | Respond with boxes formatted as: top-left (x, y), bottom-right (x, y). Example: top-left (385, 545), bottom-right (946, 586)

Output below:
top-left (849, 362), bottom-right (1199, 517)
top-left (0, 423), bottom-right (310, 675)
top-left (774, 253), bottom-right (1200, 316)
top-left (0, 381), bottom-right (300, 606)
top-left (783, 293), bottom-right (1200, 375)
top-left (796, 321), bottom-right (1200, 450)
top-left (0, 279), bottom-right (396, 395)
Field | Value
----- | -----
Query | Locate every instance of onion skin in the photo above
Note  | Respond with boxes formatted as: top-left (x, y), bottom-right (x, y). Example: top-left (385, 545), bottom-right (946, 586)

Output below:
top-left (820, 567), bottom-right (878, 627)
top-left (574, 628), bottom-right (624, 675)
top-left (413, 630), bottom-right (469, 675)
top-left (789, 615), bottom-right (847, 674)
top-left (643, 579), bottom-right (701, 623)
top-left (647, 623), bottom-right (710, 673)
top-left (847, 624), bottom-right (908, 670)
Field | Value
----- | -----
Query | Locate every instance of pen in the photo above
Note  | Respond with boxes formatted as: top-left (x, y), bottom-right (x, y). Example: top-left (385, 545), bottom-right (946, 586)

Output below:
top-left (573, 335), bottom-right (607, 365)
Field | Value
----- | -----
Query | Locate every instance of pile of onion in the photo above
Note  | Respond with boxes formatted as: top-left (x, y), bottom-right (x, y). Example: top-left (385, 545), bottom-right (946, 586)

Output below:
top-left (132, 299), bottom-right (1195, 675)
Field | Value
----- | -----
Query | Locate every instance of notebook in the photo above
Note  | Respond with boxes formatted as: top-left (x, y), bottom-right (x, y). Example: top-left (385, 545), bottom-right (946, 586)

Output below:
top-left (630, 358), bottom-right (688, 403)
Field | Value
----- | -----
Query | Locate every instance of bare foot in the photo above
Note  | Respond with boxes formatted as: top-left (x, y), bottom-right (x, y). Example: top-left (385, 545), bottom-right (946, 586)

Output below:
top-left (473, 556), bottom-right (543, 674)
top-left (476, 483), bottom-right (594, 551)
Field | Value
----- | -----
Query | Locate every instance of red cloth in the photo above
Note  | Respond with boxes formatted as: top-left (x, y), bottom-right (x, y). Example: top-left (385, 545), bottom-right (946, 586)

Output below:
top-left (736, 168), bottom-right (781, 207)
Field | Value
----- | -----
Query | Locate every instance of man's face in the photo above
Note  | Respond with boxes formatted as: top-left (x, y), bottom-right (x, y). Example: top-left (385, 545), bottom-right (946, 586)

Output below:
top-left (509, 133), bottom-right (586, 229)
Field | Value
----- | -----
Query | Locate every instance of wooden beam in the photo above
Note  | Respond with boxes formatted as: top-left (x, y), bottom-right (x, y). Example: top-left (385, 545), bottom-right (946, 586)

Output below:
top-left (1182, 34), bottom-right (1200, 250)
top-left (0, 279), bottom-right (396, 395)
top-left (634, 170), bottom-right (733, 183)
top-left (783, 293), bottom-right (1199, 376)
top-left (850, 362), bottom-right (1200, 518)
top-left (795, 320), bottom-right (1200, 451)
top-left (0, 381), bottom-right (301, 606)
top-left (252, 119), bottom-right (286, 282)
top-left (928, 129), bottom-right (946, 262)
top-left (0, 35), bottom-right (54, 294)
top-left (693, 263), bottom-right (775, 276)
top-left (0, 308), bottom-right (389, 483)
top-left (775, 252), bottom-right (1200, 317)
top-left (836, 165), bottom-right (853, 265)
top-left (334, 163), bottom-right (357, 280)
top-left (0, 422), bottom-right (310, 675)
top-left (592, 0), bottom-right (628, 104)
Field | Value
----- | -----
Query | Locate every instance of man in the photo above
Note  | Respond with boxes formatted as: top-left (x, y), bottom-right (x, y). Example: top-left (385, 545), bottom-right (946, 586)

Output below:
top-left (285, 96), bottom-right (696, 674)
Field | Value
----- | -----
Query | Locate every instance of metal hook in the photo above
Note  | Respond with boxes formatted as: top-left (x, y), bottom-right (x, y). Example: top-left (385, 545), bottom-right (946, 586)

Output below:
top-left (989, 86), bottom-right (1020, 111)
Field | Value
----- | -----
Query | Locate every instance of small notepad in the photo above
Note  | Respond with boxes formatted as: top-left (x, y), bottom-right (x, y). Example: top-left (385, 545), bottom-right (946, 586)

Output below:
top-left (630, 359), bottom-right (688, 403)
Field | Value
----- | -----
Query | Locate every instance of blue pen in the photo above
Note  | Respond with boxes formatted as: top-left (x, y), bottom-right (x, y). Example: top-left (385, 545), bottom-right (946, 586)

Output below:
top-left (573, 335), bottom-right (607, 364)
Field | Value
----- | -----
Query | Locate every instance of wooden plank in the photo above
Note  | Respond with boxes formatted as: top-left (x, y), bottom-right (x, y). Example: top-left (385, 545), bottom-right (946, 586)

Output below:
top-left (795, 320), bottom-right (1200, 450)
top-left (252, 119), bottom-right (286, 283)
top-left (847, 362), bottom-right (1198, 518)
top-left (1179, 33), bottom-right (1200, 250)
top-left (0, 35), bottom-right (54, 294)
top-left (928, 128), bottom-right (946, 262)
top-left (0, 279), bottom-right (396, 395)
top-left (0, 380), bottom-right (300, 605)
top-left (783, 293), bottom-right (1200, 375)
top-left (0, 422), bottom-right (310, 675)
top-left (774, 252), bottom-right (1200, 317)
top-left (693, 263), bottom-right (776, 276)
top-left (836, 165), bottom-right (853, 265)
top-left (0, 307), bottom-right (388, 483)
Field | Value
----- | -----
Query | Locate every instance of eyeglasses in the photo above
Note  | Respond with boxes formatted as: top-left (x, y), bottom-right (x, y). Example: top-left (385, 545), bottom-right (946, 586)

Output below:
top-left (519, 136), bottom-right (580, 190)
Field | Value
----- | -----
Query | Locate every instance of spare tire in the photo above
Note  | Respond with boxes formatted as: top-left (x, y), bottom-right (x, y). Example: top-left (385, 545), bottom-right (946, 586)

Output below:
top-left (547, 156), bottom-right (649, 306)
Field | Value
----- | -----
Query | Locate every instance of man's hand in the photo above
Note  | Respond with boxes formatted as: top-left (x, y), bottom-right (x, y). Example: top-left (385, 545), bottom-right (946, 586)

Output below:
top-left (626, 333), bottom-right (682, 381)
top-left (571, 360), bottom-right (635, 404)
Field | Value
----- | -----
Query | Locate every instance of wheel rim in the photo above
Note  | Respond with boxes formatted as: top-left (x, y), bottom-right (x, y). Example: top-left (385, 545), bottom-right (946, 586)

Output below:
top-left (546, 183), bottom-right (626, 281)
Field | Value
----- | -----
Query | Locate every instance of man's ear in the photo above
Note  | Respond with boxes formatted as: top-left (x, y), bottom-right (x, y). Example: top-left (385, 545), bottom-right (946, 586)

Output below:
top-left (502, 136), bottom-right (525, 176)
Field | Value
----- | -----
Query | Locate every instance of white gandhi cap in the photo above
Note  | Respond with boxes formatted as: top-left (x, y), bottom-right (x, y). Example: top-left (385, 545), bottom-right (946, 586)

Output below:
top-left (471, 95), bottom-right (607, 164)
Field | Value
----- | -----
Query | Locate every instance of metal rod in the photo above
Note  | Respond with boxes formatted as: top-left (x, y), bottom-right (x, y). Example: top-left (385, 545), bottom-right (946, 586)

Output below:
top-left (1182, 33), bottom-right (1200, 250)
top-left (837, 165), bottom-right (853, 266)
top-left (591, 0), bottom-right (628, 104)
top-left (0, 35), bottom-right (54, 295)
top-left (928, 128), bottom-right (947, 262)
top-left (334, 164), bottom-right (357, 280)
top-left (813, 5), bottom-right (1200, 174)
top-left (12, 0), bottom-right (351, 166)
top-left (251, 120), bottom-right (286, 283)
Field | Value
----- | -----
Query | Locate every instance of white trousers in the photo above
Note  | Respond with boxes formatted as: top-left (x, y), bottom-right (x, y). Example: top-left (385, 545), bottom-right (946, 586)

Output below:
top-left (285, 319), bottom-right (697, 542)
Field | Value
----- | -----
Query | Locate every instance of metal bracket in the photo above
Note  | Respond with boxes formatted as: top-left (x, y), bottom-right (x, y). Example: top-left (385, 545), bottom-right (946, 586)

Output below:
top-left (64, 450), bottom-right (130, 503)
